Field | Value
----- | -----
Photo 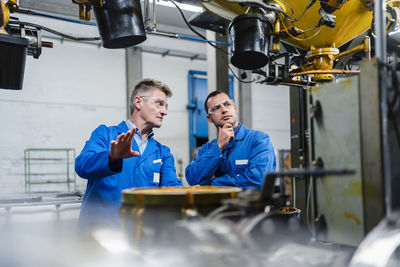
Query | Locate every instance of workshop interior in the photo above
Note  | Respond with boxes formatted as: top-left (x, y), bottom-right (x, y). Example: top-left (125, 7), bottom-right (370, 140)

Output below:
top-left (1, 0), bottom-right (400, 266)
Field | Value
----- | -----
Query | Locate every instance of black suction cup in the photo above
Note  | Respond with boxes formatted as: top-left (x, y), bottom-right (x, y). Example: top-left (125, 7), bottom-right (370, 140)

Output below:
top-left (0, 34), bottom-right (29, 90)
top-left (94, 0), bottom-right (146, 49)
top-left (229, 14), bottom-right (272, 70)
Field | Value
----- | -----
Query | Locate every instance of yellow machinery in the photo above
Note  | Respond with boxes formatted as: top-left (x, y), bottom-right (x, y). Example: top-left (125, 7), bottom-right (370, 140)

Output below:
top-left (67, 0), bottom-right (379, 82)
top-left (0, 0), bottom-right (17, 33)
top-left (119, 186), bottom-right (242, 244)
top-left (1, 0), bottom-right (399, 86)
top-left (201, 0), bottom-right (373, 49)
top-left (199, 0), bottom-right (376, 81)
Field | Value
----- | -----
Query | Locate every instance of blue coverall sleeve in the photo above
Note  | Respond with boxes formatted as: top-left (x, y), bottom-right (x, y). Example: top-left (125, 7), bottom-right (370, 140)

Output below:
top-left (160, 148), bottom-right (182, 187)
top-left (212, 133), bottom-right (276, 189)
top-left (185, 142), bottom-right (223, 185)
top-left (75, 125), bottom-right (121, 180)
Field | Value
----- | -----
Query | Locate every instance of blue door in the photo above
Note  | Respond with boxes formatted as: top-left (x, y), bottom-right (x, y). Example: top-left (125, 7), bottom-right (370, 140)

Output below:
top-left (187, 70), bottom-right (234, 160)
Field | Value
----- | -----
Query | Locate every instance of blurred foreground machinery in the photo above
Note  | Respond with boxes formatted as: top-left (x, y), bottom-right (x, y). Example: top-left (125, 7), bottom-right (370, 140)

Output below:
top-left (187, 0), bottom-right (400, 262)
top-left (117, 186), bottom-right (316, 267)
top-left (115, 181), bottom-right (360, 266)
top-left (191, 0), bottom-right (400, 247)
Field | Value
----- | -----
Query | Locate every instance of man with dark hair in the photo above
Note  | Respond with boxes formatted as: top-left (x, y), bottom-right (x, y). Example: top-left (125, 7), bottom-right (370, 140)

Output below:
top-left (185, 90), bottom-right (276, 189)
top-left (76, 78), bottom-right (182, 232)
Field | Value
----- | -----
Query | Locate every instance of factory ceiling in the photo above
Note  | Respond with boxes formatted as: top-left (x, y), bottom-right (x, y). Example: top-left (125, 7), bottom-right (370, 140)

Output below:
top-left (19, 0), bottom-right (204, 37)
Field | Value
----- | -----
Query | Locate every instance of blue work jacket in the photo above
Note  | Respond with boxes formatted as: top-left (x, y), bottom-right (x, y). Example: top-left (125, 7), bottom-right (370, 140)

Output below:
top-left (185, 124), bottom-right (276, 189)
top-left (75, 121), bottom-right (182, 231)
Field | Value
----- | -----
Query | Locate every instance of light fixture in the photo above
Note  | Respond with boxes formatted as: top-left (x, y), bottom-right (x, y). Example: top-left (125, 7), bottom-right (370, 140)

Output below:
top-left (156, 0), bottom-right (203, 13)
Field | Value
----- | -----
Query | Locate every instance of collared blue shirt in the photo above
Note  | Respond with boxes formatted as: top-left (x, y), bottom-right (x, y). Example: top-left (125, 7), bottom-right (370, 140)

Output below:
top-left (125, 120), bottom-right (154, 155)
top-left (234, 123), bottom-right (242, 135)
top-left (185, 124), bottom-right (276, 189)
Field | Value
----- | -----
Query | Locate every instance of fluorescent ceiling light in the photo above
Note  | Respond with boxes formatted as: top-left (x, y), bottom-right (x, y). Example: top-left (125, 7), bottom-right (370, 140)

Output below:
top-left (156, 0), bottom-right (204, 12)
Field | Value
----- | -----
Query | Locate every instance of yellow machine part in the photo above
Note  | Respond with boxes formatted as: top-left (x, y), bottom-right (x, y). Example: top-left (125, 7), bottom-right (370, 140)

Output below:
top-left (280, 0), bottom-right (373, 50)
top-left (1, 0), bottom-right (18, 28)
top-left (201, 0), bottom-right (373, 51)
top-left (0, 0), bottom-right (7, 27)
top-left (0, 0), bottom-right (8, 34)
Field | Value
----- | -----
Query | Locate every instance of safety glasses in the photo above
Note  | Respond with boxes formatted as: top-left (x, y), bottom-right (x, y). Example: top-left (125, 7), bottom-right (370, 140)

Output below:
top-left (139, 95), bottom-right (168, 111)
top-left (208, 100), bottom-right (234, 114)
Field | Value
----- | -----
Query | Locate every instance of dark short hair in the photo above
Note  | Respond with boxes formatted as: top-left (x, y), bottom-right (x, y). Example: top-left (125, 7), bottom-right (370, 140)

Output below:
top-left (129, 78), bottom-right (172, 115)
top-left (204, 90), bottom-right (232, 113)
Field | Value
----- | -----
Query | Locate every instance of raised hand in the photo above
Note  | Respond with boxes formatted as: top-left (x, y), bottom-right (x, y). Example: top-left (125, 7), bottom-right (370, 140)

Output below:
top-left (109, 128), bottom-right (140, 162)
top-left (217, 123), bottom-right (234, 151)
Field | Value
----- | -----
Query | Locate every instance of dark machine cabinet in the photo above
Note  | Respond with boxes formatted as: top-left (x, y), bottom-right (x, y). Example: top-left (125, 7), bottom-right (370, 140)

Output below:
top-left (289, 86), bottom-right (309, 225)
top-left (290, 59), bottom-right (400, 246)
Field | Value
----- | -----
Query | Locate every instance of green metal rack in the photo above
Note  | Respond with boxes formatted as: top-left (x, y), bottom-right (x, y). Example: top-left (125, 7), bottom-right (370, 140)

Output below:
top-left (24, 148), bottom-right (76, 193)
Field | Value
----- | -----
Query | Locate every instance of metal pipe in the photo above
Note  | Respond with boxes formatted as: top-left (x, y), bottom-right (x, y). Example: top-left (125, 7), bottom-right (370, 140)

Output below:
top-left (41, 41), bottom-right (53, 48)
top-left (15, 9), bottom-right (97, 26)
top-left (147, 30), bottom-right (231, 45)
top-left (375, 0), bottom-right (393, 219)
top-left (143, 0), bottom-right (151, 30)
top-left (374, 0), bottom-right (386, 61)
top-left (365, 36), bottom-right (371, 60)
top-left (334, 36), bottom-right (371, 60)
top-left (291, 70), bottom-right (360, 76)
top-left (335, 43), bottom-right (364, 59)
top-left (276, 77), bottom-right (316, 87)
top-left (374, 0), bottom-right (392, 218)
top-left (152, 0), bottom-right (157, 30)
top-left (147, 30), bottom-right (178, 38)
top-left (177, 34), bottom-right (230, 45)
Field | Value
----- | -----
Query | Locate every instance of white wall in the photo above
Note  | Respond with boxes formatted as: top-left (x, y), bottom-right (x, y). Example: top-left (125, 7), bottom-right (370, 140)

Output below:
top-left (0, 15), bottom-right (126, 194)
top-left (0, 39), bottom-right (126, 194)
top-left (252, 83), bottom-right (291, 151)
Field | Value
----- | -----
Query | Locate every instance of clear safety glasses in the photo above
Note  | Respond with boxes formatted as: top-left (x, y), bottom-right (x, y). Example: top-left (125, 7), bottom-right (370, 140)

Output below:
top-left (208, 100), bottom-right (234, 115)
top-left (139, 96), bottom-right (168, 111)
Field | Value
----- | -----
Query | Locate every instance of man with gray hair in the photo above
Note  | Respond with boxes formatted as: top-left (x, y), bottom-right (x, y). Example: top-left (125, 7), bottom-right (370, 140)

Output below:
top-left (76, 78), bottom-right (182, 232)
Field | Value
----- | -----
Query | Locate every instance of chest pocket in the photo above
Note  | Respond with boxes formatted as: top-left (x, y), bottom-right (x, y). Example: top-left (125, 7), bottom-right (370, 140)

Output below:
top-left (147, 159), bottom-right (162, 184)
top-left (233, 159), bottom-right (248, 176)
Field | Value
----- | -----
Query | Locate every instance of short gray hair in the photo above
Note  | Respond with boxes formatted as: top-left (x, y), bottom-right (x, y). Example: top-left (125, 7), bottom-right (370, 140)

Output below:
top-left (129, 78), bottom-right (172, 115)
